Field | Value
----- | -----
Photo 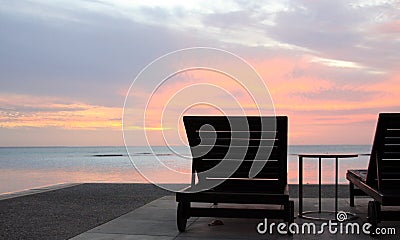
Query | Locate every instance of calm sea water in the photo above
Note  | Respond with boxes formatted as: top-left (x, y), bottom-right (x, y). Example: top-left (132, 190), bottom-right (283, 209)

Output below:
top-left (0, 145), bottom-right (371, 195)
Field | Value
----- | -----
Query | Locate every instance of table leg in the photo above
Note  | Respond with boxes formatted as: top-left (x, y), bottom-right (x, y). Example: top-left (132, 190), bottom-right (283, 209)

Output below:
top-left (349, 182), bottom-right (355, 207)
top-left (319, 157), bottom-right (322, 213)
top-left (299, 156), bottom-right (303, 217)
top-left (335, 157), bottom-right (338, 220)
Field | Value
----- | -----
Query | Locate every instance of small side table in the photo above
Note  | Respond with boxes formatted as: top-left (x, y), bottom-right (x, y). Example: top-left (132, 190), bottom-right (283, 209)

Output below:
top-left (298, 153), bottom-right (358, 221)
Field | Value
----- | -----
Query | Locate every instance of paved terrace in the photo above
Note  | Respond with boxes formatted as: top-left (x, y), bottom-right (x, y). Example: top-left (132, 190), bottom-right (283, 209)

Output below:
top-left (72, 196), bottom-right (398, 240)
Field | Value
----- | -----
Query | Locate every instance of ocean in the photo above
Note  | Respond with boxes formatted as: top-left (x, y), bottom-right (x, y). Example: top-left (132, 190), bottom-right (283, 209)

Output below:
top-left (0, 145), bottom-right (372, 195)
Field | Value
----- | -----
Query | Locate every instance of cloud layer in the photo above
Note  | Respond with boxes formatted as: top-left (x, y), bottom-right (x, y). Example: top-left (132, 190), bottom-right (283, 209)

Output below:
top-left (0, 0), bottom-right (399, 145)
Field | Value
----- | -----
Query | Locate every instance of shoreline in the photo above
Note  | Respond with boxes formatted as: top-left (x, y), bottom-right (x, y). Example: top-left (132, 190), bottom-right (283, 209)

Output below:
top-left (0, 183), bottom-right (82, 200)
top-left (0, 182), bottom-right (354, 200)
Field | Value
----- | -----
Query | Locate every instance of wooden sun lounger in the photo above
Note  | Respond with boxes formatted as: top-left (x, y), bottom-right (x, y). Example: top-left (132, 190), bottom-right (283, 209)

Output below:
top-left (175, 116), bottom-right (293, 232)
top-left (347, 113), bottom-right (400, 228)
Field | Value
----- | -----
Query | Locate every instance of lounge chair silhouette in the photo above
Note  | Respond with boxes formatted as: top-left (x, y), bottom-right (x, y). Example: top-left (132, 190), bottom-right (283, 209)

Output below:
top-left (347, 113), bottom-right (400, 229)
top-left (176, 116), bottom-right (293, 232)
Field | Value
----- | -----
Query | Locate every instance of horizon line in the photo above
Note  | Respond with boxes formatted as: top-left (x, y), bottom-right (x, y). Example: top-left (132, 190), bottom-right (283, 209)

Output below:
top-left (0, 144), bottom-right (373, 148)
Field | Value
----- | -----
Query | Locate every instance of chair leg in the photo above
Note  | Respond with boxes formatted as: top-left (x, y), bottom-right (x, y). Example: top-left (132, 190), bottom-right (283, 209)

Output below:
top-left (289, 201), bottom-right (294, 223)
top-left (287, 201), bottom-right (294, 236)
top-left (349, 182), bottom-right (355, 207)
top-left (284, 201), bottom-right (294, 222)
top-left (177, 201), bottom-right (190, 232)
top-left (368, 201), bottom-right (379, 234)
top-left (376, 201), bottom-right (381, 223)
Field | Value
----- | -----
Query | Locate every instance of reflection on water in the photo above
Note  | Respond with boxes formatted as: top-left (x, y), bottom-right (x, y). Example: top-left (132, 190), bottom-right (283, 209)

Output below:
top-left (0, 145), bottom-right (371, 194)
top-left (0, 168), bottom-right (145, 195)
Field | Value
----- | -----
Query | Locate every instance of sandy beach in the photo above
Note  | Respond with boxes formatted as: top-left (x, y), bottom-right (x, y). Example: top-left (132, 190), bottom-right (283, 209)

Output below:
top-left (0, 183), bottom-right (352, 239)
top-left (0, 183), bottom-right (170, 239)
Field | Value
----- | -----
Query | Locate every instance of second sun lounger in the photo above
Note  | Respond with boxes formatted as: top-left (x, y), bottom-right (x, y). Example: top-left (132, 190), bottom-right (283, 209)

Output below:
top-left (347, 113), bottom-right (400, 229)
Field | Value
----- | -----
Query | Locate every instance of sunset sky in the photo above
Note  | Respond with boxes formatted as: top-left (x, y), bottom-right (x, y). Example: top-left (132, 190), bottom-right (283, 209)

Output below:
top-left (1, 0), bottom-right (399, 146)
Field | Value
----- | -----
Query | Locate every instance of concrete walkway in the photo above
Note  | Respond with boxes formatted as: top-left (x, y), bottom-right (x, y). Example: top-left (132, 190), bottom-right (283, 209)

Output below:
top-left (71, 196), bottom-right (399, 239)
